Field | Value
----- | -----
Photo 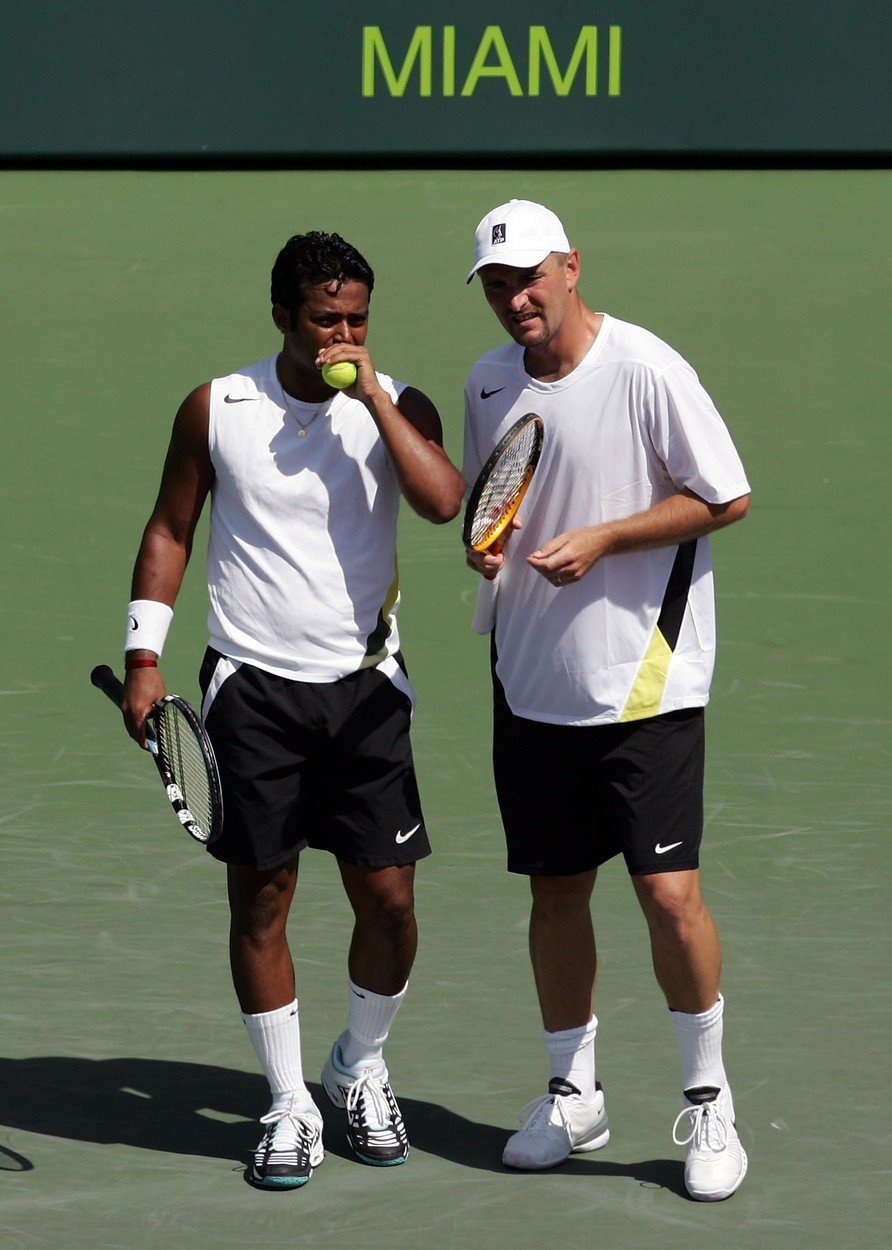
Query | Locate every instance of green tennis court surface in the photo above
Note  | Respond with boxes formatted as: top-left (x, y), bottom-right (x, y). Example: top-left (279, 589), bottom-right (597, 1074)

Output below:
top-left (1, 169), bottom-right (888, 1249)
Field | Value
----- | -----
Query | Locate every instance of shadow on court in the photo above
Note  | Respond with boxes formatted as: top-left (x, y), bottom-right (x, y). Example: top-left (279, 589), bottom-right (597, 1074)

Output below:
top-left (0, 1143), bottom-right (34, 1172)
top-left (403, 1092), bottom-right (687, 1194)
top-left (0, 1056), bottom-right (685, 1193)
top-left (0, 1057), bottom-right (265, 1163)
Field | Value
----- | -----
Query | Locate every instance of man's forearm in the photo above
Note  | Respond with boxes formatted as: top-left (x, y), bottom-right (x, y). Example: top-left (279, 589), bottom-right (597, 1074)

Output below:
top-left (600, 490), bottom-right (750, 558)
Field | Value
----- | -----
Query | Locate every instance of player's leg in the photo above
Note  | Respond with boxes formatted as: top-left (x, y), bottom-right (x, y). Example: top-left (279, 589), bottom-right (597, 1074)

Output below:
top-left (619, 707), bottom-right (746, 1201)
top-left (529, 870), bottom-right (605, 1116)
top-left (200, 651), bottom-right (323, 1188)
top-left (316, 663), bottom-right (428, 1166)
top-left (333, 861), bottom-right (416, 1072)
top-left (491, 689), bottom-right (614, 1169)
top-left (529, 870), bottom-right (597, 1032)
top-left (493, 701), bottom-right (602, 1035)
top-left (631, 867), bottom-right (720, 1015)
top-left (319, 863), bottom-right (418, 1167)
top-left (501, 869), bottom-right (609, 1169)
top-left (228, 859), bottom-right (299, 1013)
top-left (339, 860), bottom-right (418, 998)
top-left (632, 868), bottom-right (745, 1198)
top-left (228, 859), bottom-right (324, 1188)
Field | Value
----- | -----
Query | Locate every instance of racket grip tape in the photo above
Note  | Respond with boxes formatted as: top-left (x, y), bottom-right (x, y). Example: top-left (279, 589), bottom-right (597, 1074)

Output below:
top-left (90, 664), bottom-right (125, 707)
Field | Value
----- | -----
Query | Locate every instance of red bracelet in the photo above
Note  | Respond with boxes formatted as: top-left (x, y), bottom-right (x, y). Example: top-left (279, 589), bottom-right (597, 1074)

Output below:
top-left (124, 656), bottom-right (159, 671)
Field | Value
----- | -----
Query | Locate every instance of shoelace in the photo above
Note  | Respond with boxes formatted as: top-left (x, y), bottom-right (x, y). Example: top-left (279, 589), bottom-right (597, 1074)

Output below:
top-left (516, 1093), bottom-right (573, 1138)
top-left (259, 1103), bottom-right (318, 1151)
top-left (672, 1101), bottom-right (730, 1153)
top-left (345, 1070), bottom-right (392, 1131)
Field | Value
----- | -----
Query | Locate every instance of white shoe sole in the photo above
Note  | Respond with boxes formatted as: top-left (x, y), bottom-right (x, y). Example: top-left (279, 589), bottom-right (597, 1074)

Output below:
top-left (686, 1145), bottom-right (748, 1201)
top-left (502, 1119), bottom-right (610, 1169)
top-left (571, 1124), bottom-right (611, 1153)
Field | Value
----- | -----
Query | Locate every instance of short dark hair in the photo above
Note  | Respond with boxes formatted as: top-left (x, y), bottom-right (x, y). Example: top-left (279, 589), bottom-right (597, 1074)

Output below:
top-left (270, 231), bottom-right (375, 312)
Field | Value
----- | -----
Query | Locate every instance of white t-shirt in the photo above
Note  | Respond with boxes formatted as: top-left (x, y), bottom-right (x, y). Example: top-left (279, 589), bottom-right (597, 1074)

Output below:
top-left (462, 314), bottom-right (750, 726)
top-left (206, 355), bottom-right (407, 682)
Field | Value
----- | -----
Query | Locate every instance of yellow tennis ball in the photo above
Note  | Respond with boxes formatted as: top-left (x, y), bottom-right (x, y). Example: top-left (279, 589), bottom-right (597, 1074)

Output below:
top-left (321, 360), bottom-right (358, 389)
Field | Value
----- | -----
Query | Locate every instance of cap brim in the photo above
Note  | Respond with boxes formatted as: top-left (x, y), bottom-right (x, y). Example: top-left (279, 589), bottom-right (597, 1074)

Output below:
top-left (466, 246), bottom-right (555, 284)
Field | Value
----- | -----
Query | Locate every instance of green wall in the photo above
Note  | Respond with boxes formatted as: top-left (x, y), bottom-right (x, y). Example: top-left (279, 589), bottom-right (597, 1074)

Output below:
top-left (3, 2), bottom-right (889, 157)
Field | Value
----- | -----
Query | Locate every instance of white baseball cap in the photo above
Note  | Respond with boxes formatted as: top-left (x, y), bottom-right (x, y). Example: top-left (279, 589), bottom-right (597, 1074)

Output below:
top-left (466, 199), bottom-right (572, 283)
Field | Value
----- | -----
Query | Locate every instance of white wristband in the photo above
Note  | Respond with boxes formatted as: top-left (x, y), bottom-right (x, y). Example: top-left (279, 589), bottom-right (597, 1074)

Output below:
top-left (125, 599), bottom-right (174, 655)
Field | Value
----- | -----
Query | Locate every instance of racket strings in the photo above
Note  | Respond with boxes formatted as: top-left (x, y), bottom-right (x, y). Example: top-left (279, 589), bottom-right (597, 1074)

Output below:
top-left (470, 425), bottom-right (539, 547)
top-left (156, 703), bottom-right (213, 837)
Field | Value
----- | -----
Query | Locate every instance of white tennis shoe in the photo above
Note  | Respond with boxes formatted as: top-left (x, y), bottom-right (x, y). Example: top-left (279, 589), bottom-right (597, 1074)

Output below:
top-left (502, 1079), bottom-right (610, 1170)
top-left (672, 1086), bottom-right (748, 1201)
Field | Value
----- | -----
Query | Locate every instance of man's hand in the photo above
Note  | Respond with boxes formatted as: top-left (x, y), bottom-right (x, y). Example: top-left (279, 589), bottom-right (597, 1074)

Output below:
top-left (315, 343), bottom-right (384, 405)
top-left (466, 516), bottom-right (523, 580)
top-left (122, 665), bottom-right (166, 749)
top-left (527, 525), bottom-right (612, 587)
top-left (525, 490), bottom-right (751, 588)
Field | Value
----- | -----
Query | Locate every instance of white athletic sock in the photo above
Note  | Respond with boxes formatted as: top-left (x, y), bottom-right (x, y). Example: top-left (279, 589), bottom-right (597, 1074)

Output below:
top-left (670, 993), bottom-right (728, 1095)
top-left (242, 999), bottom-right (313, 1114)
top-left (543, 1015), bottom-right (598, 1101)
top-left (337, 978), bottom-right (407, 1071)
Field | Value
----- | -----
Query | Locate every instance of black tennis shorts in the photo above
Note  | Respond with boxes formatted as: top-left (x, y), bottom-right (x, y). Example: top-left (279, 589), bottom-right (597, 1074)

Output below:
top-left (493, 694), bottom-right (705, 878)
top-left (199, 648), bottom-right (431, 872)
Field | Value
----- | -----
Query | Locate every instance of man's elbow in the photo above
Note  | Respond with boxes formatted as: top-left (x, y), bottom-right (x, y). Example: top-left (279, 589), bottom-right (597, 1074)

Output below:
top-left (422, 473), bottom-right (466, 525)
top-left (716, 492), bottom-right (751, 527)
top-left (728, 492), bottom-right (751, 523)
top-left (423, 489), bottom-right (464, 525)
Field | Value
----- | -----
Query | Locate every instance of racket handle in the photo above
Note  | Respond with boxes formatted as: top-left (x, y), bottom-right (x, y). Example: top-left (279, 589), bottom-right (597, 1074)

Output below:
top-left (91, 664), bottom-right (125, 707)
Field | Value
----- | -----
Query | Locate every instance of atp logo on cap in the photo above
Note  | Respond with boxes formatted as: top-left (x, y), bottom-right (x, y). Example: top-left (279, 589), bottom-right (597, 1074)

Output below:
top-left (492, 223), bottom-right (506, 245)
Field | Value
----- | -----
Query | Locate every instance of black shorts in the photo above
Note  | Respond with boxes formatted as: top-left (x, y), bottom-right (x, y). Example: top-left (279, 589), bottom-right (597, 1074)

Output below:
top-left (199, 648), bottom-right (431, 872)
top-left (493, 694), bottom-right (704, 878)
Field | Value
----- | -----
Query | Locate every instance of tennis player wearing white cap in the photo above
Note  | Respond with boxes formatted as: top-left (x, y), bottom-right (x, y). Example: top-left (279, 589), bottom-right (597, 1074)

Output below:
top-left (462, 199), bottom-right (751, 1201)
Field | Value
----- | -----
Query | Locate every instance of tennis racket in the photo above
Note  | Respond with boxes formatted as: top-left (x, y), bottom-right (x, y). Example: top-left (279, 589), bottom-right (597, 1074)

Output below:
top-left (90, 664), bottom-right (223, 845)
top-left (462, 413), bottom-right (544, 552)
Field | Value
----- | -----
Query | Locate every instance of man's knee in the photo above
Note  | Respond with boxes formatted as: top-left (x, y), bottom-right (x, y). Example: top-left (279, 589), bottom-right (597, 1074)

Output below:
top-left (530, 871), bottom-right (596, 920)
top-left (228, 863), bottom-right (295, 942)
top-left (634, 870), bottom-right (707, 930)
top-left (348, 867), bottom-right (416, 937)
top-left (367, 886), bottom-right (415, 937)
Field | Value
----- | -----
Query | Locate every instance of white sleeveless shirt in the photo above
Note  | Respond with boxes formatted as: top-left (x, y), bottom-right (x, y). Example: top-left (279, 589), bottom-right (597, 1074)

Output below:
top-left (206, 355), bottom-right (406, 682)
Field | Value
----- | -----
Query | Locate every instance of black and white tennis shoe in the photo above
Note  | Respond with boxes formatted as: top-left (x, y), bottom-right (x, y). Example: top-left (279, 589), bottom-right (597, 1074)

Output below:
top-left (321, 1044), bottom-right (409, 1166)
top-left (249, 1099), bottom-right (324, 1189)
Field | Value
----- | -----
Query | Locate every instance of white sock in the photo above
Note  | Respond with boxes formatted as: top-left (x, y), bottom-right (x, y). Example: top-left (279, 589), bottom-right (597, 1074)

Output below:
top-left (242, 999), bottom-right (313, 1114)
top-left (671, 993), bottom-right (728, 1096)
top-left (543, 1015), bottom-right (598, 1101)
top-left (337, 978), bottom-right (407, 1070)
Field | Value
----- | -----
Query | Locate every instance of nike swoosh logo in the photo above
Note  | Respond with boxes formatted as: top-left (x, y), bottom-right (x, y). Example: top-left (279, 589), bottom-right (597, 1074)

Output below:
top-left (224, 394), bottom-right (259, 403)
top-left (128, 616), bottom-right (138, 631)
top-left (480, 386), bottom-right (505, 400)
top-left (655, 841), bottom-right (683, 855)
top-left (395, 823), bottom-right (421, 844)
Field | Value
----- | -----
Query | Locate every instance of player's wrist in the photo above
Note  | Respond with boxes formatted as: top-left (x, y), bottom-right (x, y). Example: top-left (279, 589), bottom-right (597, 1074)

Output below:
top-left (125, 599), bottom-right (173, 655)
top-left (361, 383), bottom-right (392, 415)
top-left (124, 654), bottom-right (159, 671)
